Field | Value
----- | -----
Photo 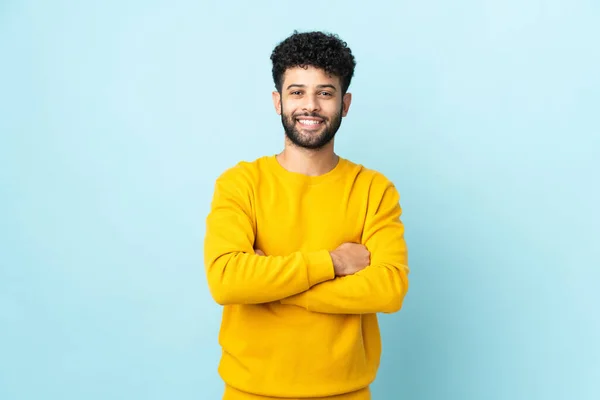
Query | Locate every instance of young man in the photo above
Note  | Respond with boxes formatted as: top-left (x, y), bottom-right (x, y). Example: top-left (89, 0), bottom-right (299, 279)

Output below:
top-left (204, 31), bottom-right (410, 400)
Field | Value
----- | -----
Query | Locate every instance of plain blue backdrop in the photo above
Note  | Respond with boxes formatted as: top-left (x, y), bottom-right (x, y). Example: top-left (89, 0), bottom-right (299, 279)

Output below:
top-left (1, 1), bottom-right (598, 399)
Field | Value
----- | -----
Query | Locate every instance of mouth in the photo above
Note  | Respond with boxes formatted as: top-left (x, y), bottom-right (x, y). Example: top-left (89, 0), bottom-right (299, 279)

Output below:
top-left (295, 117), bottom-right (324, 129)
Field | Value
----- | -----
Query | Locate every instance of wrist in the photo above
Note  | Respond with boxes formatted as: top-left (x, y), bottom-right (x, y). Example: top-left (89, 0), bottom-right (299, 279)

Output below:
top-left (330, 251), bottom-right (342, 276)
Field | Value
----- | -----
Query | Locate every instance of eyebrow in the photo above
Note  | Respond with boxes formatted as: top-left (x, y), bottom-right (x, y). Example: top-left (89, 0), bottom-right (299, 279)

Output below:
top-left (286, 84), bottom-right (338, 91)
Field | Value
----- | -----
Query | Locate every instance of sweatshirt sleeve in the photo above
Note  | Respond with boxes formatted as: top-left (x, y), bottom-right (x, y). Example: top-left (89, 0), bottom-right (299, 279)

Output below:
top-left (203, 166), bottom-right (335, 305)
top-left (280, 179), bottom-right (409, 314)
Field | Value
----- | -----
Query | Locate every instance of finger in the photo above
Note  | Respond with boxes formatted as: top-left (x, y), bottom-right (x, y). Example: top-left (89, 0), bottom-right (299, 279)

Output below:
top-left (255, 249), bottom-right (265, 256)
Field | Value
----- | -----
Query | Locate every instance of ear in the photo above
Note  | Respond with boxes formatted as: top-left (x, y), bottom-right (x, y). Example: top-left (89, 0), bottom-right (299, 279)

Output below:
top-left (341, 92), bottom-right (352, 117)
top-left (272, 91), bottom-right (282, 115)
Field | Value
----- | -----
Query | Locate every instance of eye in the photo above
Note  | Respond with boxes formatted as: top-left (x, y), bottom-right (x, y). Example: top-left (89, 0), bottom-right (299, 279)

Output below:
top-left (319, 91), bottom-right (332, 96)
top-left (290, 91), bottom-right (302, 95)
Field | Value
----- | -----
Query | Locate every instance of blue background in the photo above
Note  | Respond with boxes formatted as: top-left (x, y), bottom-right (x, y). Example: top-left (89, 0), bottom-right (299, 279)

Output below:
top-left (1, 1), bottom-right (598, 399)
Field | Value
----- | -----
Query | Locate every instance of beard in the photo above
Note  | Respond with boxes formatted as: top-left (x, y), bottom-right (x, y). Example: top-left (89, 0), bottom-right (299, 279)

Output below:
top-left (281, 104), bottom-right (343, 150)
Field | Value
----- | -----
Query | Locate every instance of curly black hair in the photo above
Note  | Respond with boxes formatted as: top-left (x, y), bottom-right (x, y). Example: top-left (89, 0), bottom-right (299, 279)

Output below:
top-left (270, 30), bottom-right (356, 94)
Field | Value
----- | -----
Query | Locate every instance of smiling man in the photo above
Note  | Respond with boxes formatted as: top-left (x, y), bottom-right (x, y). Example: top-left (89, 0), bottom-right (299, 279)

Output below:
top-left (204, 31), bottom-right (410, 400)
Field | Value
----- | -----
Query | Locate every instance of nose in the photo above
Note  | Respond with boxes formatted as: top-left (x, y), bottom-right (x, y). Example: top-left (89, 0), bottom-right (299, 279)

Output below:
top-left (302, 94), bottom-right (320, 113)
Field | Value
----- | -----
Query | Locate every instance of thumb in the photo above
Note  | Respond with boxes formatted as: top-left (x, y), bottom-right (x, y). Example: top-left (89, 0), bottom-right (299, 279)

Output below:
top-left (254, 249), bottom-right (265, 256)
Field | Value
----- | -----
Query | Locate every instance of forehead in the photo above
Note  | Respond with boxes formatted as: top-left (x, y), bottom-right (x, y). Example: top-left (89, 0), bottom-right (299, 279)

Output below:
top-left (282, 66), bottom-right (341, 88)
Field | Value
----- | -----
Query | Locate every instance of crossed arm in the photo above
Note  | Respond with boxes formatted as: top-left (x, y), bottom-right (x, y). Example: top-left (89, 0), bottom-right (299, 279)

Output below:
top-left (203, 170), bottom-right (409, 314)
top-left (277, 183), bottom-right (409, 314)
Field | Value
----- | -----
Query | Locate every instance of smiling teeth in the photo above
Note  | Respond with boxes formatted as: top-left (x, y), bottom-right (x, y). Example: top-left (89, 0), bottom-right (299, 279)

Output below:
top-left (299, 120), bottom-right (321, 125)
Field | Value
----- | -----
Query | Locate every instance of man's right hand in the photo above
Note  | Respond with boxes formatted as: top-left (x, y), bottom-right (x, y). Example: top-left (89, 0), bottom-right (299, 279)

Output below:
top-left (330, 243), bottom-right (371, 277)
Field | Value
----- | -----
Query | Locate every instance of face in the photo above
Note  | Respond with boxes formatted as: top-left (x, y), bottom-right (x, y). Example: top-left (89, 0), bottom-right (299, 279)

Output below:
top-left (272, 66), bottom-right (352, 150)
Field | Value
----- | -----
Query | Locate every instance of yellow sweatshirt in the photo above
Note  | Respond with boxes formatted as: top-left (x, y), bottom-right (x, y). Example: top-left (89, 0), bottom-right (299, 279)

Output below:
top-left (204, 155), bottom-right (409, 398)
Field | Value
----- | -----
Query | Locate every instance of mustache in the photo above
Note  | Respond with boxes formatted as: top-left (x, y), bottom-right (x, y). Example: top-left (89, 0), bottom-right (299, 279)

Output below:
top-left (292, 112), bottom-right (327, 120)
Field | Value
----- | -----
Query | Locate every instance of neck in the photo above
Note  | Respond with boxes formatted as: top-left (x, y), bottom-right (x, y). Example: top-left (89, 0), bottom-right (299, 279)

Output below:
top-left (276, 139), bottom-right (339, 176)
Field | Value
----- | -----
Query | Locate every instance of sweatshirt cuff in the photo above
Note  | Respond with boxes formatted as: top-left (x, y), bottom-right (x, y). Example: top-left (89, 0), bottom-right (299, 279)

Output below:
top-left (304, 250), bottom-right (335, 287)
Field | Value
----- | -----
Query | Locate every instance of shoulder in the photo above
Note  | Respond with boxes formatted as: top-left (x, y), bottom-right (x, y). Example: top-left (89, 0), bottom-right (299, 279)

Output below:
top-left (215, 156), bottom-right (269, 183)
top-left (343, 158), bottom-right (398, 191)
top-left (212, 155), bottom-right (273, 198)
top-left (342, 158), bottom-right (403, 210)
top-left (342, 159), bottom-right (403, 216)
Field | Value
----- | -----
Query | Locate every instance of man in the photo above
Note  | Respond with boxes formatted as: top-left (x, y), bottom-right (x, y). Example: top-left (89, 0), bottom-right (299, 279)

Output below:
top-left (204, 31), bottom-right (410, 400)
